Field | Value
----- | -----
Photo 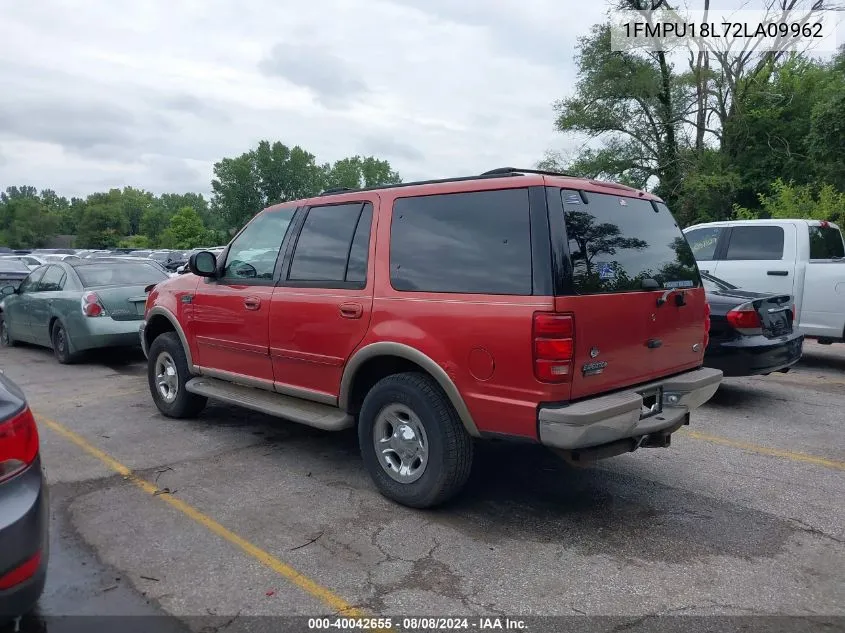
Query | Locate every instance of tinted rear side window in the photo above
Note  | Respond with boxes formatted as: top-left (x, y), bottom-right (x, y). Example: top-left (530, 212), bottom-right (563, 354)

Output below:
top-left (562, 191), bottom-right (699, 294)
top-left (725, 226), bottom-right (784, 260)
top-left (809, 225), bottom-right (845, 259)
top-left (288, 203), bottom-right (368, 283)
top-left (390, 189), bottom-right (532, 295)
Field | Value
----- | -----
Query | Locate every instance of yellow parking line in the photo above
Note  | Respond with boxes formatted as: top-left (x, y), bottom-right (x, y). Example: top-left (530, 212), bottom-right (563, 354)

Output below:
top-left (37, 415), bottom-right (364, 616)
top-left (678, 429), bottom-right (845, 471)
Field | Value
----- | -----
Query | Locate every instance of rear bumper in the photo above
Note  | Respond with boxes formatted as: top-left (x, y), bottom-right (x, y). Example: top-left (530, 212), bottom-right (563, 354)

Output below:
top-left (0, 456), bottom-right (49, 618)
top-left (705, 333), bottom-right (804, 377)
top-left (537, 367), bottom-right (723, 451)
top-left (72, 317), bottom-right (145, 352)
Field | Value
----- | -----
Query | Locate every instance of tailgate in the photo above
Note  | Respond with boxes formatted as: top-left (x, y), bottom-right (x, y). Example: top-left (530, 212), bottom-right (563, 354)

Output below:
top-left (558, 189), bottom-right (706, 400)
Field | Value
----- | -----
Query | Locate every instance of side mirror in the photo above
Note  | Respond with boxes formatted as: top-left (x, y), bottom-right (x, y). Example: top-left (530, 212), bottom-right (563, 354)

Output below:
top-left (0, 285), bottom-right (16, 297)
top-left (188, 251), bottom-right (217, 278)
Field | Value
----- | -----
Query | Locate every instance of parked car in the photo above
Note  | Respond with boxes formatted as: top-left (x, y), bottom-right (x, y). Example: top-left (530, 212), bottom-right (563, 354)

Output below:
top-left (0, 255), bottom-right (48, 271)
top-left (683, 219), bottom-right (845, 344)
top-left (0, 260), bottom-right (169, 362)
top-left (701, 272), bottom-right (803, 376)
top-left (140, 167), bottom-right (722, 508)
top-left (0, 260), bottom-right (30, 293)
top-left (0, 372), bottom-right (48, 620)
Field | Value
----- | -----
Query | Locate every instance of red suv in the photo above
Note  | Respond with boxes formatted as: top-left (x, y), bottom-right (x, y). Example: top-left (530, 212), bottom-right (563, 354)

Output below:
top-left (140, 168), bottom-right (722, 508)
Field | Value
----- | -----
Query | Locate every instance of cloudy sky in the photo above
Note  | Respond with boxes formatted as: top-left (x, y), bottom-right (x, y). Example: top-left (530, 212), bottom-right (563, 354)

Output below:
top-left (0, 0), bottom-right (611, 199)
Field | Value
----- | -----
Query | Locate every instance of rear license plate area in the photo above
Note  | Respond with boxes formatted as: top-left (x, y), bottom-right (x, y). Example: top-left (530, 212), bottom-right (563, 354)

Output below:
top-left (639, 387), bottom-right (663, 419)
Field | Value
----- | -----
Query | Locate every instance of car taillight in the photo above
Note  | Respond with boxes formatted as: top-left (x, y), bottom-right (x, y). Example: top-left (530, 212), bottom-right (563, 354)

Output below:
top-left (81, 291), bottom-right (105, 317)
top-left (703, 302), bottom-right (711, 349)
top-left (791, 304), bottom-right (796, 323)
top-left (533, 313), bottom-right (574, 383)
top-left (727, 304), bottom-right (763, 335)
top-left (0, 552), bottom-right (41, 590)
top-left (0, 406), bottom-right (39, 483)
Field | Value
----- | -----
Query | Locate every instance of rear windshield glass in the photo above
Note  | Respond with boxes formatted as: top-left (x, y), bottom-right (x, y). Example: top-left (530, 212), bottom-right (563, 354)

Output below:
top-left (76, 263), bottom-right (168, 287)
top-left (809, 225), bottom-right (845, 259)
top-left (562, 191), bottom-right (700, 294)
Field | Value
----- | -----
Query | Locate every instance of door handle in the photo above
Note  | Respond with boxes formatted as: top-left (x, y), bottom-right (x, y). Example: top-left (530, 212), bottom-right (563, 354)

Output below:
top-left (700, 269), bottom-right (709, 274)
top-left (767, 270), bottom-right (789, 276)
top-left (339, 302), bottom-right (363, 319)
top-left (243, 297), bottom-right (261, 311)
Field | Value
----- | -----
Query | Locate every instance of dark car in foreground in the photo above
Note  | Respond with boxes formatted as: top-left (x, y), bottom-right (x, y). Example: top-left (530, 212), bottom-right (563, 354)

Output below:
top-left (702, 272), bottom-right (804, 376)
top-left (0, 372), bottom-right (48, 619)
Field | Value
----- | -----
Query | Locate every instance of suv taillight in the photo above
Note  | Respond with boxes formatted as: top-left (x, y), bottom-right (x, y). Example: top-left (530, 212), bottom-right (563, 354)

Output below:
top-left (727, 303), bottom-right (762, 335)
top-left (81, 291), bottom-right (105, 317)
top-left (0, 406), bottom-right (39, 483)
top-left (791, 304), bottom-right (796, 323)
top-left (533, 313), bottom-right (574, 383)
top-left (703, 302), bottom-right (711, 348)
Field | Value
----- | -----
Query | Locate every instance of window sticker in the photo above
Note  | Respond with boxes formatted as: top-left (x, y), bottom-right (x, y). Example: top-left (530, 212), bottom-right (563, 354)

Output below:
top-left (598, 262), bottom-right (616, 280)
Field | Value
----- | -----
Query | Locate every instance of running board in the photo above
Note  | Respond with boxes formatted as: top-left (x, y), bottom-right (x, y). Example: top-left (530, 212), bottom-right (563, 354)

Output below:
top-left (185, 377), bottom-right (353, 431)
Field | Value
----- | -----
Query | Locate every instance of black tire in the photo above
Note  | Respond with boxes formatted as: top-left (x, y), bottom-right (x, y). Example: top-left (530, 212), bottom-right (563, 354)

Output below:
top-left (147, 332), bottom-right (207, 418)
top-left (0, 313), bottom-right (16, 348)
top-left (358, 372), bottom-right (473, 509)
top-left (51, 320), bottom-right (77, 364)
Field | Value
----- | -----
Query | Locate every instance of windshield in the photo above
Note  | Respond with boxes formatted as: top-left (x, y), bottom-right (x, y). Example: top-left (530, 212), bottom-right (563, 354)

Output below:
top-left (76, 263), bottom-right (168, 287)
top-left (562, 191), bottom-right (700, 294)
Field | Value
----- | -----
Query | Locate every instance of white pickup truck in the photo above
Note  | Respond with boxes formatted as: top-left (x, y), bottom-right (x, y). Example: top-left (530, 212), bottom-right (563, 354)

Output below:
top-left (683, 219), bottom-right (845, 344)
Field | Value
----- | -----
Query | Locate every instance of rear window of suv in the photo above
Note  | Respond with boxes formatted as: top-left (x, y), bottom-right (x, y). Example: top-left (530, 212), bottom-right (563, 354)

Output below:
top-left (562, 190), bottom-right (699, 294)
top-left (390, 188), bottom-right (532, 295)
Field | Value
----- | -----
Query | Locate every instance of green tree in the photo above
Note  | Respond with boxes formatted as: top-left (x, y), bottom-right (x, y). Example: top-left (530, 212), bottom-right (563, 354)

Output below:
top-left (118, 235), bottom-right (152, 249)
top-left (159, 207), bottom-right (207, 249)
top-left (548, 22), bottom-right (688, 205)
top-left (211, 140), bottom-right (402, 230)
top-left (0, 194), bottom-right (58, 248)
top-left (120, 187), bottom-right (157, 236)
top-left (734, 179), bottom-right (845, 226)
top-left (140, 206), bottom-right (169, 245)
top-left (76, 191), bottom-right (129, 248)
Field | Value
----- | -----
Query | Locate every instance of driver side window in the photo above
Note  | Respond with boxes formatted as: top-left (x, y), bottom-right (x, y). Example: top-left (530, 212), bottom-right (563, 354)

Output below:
top-left (19, 267), bottom-right (47, 294)
top-left (223, 208), bottom-right (296, 280)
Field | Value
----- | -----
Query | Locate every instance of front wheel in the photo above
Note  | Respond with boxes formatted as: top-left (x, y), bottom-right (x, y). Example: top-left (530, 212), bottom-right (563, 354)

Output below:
top-left (358, 372), bottom-right (474, 509)
top-left (147, 332), bottom-right (207, 418)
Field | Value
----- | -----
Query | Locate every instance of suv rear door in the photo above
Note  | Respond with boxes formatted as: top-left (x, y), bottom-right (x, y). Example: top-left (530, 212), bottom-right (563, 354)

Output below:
top-left (711, 224), bottom-right (797, 296)
top-left (269, 198), bottom-right (377, 401)
top-left (555, 189), bottom-right (705, 400)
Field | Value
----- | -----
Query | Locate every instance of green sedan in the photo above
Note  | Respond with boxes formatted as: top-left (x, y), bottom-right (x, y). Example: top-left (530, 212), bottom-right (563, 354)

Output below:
top-left (0, 260), bottom-right (168, 363)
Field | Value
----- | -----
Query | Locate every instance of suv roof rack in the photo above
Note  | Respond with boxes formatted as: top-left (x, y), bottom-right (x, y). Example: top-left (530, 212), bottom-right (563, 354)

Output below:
top-left (316, 170), bottom-right (522, 196)
top-left (480, 167), bottom-right (575, 177)
top-left (319, 187), bottom-right (355, 195)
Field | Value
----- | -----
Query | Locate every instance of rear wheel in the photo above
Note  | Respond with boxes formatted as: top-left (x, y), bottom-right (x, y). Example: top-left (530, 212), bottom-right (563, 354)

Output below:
top-left (0, 314), bottom-right (15, 347)
top-left (358, 372), bottom-right (473, 508)
top-left (51, 321), bottom-right (77, 364)
top-left (147, 332), bottom-right (207, 418)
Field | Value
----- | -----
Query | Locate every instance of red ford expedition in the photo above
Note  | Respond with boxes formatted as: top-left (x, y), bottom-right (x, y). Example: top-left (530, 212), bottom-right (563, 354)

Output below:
top-left (140, 168), bottom-right (722, 508)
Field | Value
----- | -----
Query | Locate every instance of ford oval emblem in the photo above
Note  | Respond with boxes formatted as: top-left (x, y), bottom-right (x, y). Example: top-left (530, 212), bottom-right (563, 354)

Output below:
top-left (589, 347), bottom-right (600, 359)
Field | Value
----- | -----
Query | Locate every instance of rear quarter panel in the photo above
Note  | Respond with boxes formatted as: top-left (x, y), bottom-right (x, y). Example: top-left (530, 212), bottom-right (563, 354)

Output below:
top-left (365, 186), bottom-right (559, 440)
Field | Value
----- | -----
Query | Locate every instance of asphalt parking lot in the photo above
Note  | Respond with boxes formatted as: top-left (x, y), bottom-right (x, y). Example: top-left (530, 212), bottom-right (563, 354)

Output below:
top-left (1, 341), bottom-right (843, 631)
